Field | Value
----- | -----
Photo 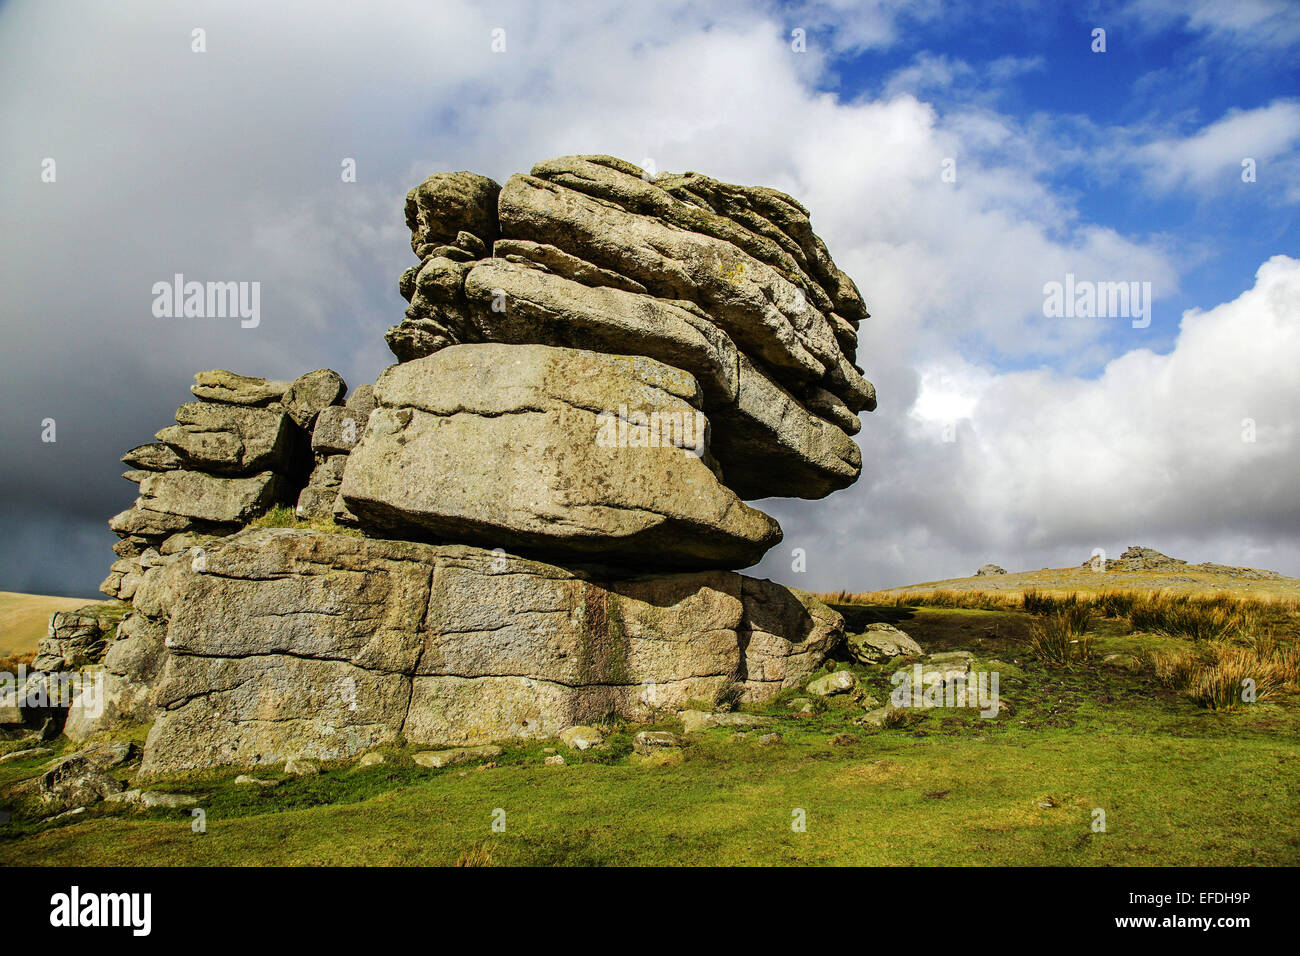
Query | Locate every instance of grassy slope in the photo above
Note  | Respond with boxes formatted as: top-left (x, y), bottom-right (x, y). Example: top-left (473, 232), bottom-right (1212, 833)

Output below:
top-left (3, 605), bottom-right (1297, 866)
top-left (0, 592), bottom-right (93, 656)
top-left (871, 565), bottom-right (1300, 601)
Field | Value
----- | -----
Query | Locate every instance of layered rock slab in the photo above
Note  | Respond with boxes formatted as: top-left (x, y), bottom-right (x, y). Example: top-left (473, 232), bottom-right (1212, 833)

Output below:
top-left (341, 343), bottom-right (781, 570)
top-left (136, 528), bottom-right (841, 774)
top-left (457, 259), bottom-right (861, 498)
top-left (387, 155), bottom-right (877, 501)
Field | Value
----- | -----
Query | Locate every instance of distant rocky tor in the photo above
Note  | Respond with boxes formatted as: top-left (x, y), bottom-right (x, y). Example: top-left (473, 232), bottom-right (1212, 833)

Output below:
top-left (20, 155), bottom-right (878, 773)
top-left (1081, 545), bottom-right (1284, 579)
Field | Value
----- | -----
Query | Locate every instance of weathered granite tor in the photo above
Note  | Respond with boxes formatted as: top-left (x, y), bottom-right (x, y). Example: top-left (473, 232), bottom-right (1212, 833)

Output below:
top-left (62, 155), bottom-right (876, 773)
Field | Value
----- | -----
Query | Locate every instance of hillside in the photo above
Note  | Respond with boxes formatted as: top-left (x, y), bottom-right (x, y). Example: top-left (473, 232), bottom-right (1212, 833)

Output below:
top-left (870, 546), bottom-right (1300, 602)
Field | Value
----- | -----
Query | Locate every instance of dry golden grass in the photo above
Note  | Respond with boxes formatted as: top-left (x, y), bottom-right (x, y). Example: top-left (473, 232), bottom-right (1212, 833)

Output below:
top-left (822, 588), bottom-right (1018, 611)
top-left (454, 842), bottom-right (496, 867)
top-left (1025, 607), bottom-right (1094, 666)
top-left (1150, 632), bottom-right (1300, 709)
top-left (0, 651), bottom-right (35, 673)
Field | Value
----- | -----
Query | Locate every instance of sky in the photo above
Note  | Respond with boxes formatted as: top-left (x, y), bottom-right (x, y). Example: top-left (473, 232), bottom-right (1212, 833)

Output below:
top-left (1, 0), bottom-right (1297, 598)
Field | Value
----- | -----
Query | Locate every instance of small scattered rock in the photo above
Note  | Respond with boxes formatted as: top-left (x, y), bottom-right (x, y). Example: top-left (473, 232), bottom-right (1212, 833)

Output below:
top-left (106, 789), bottom-right (198, 808)
top-left (558, 725), bottom-right (604, 750)
top-left (412, 745), bottom-right (503, 769)
top-left (787, 697), bottom-right (814, 714)
top-left (857, 704), bottom-right (898, 728)
top-left (847, 623), bottom-right (924, 664)
top-left (975, 564), bottom-right (1006, 576)
top-left (44, 806), bottom-right (87, 824)
top-left (757, 733), bottom-right (783, 746)
top-left (0, 747), bottom-right (52, 764)
top-left (927, 650), bottom-right (974, 664)
top-left (807, 670), bottom-right (858, 697)
top-left (544, 754), bottom-right (566, 766)
top-left (37, 755), bottom-right (126, 813)
top-left (922, 651), bottom-right (972, 684)
top-left (358, 753), bottom-right (386, 767)
top-left (234, 774), bottom-right (278, 787)
top-left (284, 757), bottom-right (321, 776)
top-left (629, 748), bottom-right (684, 768)
top-left (678, 710), bottom-right (773, 733)
top-left (1102, 653), bottom-right (1143, 671)
top-left (139, 790), bottom-right (198, 809)
top-left (633, 731), bottom-right (683, 755)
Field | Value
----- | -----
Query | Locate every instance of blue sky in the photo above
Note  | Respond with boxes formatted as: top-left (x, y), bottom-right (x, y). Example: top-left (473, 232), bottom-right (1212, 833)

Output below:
top-left (1, 0), bottom-right (1298, 596)
top-left (819, 0), bottom-right (1298, 365)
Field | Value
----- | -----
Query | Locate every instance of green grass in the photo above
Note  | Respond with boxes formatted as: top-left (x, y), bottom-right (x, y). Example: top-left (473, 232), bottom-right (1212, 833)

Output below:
top-left (3, 711), bottom-right (1297, 865)
top-left (3, 603), bottom-right (1298, 866)
top-left (249, 504), bottom-right (364, 537)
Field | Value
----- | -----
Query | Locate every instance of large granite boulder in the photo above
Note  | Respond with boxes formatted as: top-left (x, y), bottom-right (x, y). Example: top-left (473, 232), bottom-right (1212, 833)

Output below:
top-left (132, 528), bottom-right (840, 774)
top-left (283, 369), bottom-right (346, 430)
top-left (135, 470), bottom-right (284, 525)
top-left (404, 170), bottom-right (501, 254)
top-left (341, 343), bottom-right (781, 570)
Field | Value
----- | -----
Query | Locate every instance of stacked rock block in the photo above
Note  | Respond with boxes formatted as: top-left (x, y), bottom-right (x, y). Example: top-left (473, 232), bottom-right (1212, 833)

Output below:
top-left (365, 154), bottom-right (876, 569)
top-left (102, 367), bottom-right (361, 600)
top-left (33, 601), bottom-right (132, 672)
top-left (60, 368), bottom-right (375, 741)
top-left (296, 384), bottom-right (375, 522)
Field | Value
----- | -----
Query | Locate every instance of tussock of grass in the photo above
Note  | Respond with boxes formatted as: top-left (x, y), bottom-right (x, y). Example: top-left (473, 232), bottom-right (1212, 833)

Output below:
top-left (1151, 631), bottom-right (1300, 710)
top-left (454, 842), bottom-right (496, 867)
top-left (1094, 590), bottom-right (1139, 619)
top-left (1027, 609), bottom-right (1094, 666)
top-left (250, 505), bottom-right (364, 537)
top-left (1129, 592), bottom-right (1260, 641)
top-left (1022, 589), bottom-right (1087, 616)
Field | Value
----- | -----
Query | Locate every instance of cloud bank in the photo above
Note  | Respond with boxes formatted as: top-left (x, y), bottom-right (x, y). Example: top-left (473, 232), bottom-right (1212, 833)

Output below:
top-left (0, 0), bottom-right (1295, 596)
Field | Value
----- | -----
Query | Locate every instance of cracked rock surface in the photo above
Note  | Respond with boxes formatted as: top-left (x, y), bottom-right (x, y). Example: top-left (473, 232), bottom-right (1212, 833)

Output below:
top-left (133, 528), bottom-right (840, 774)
